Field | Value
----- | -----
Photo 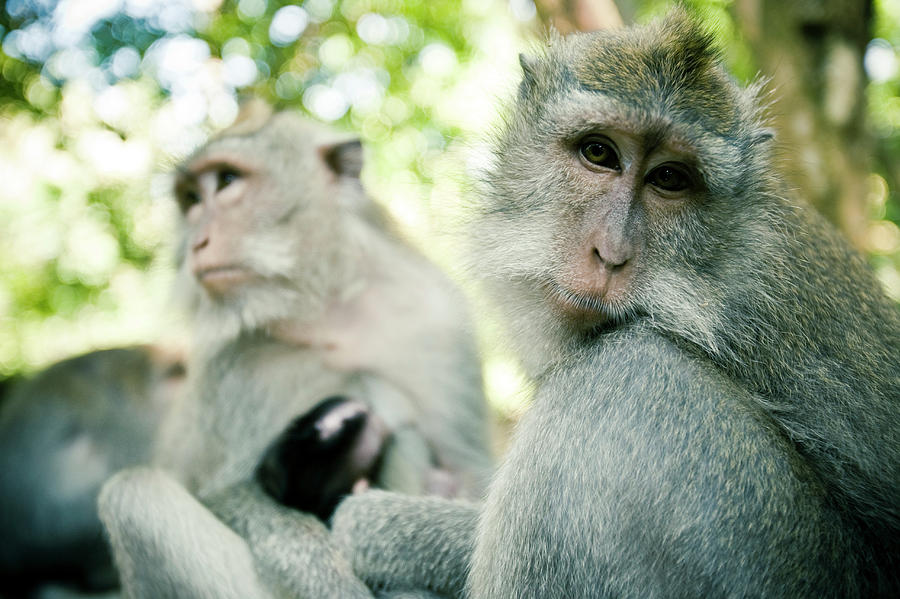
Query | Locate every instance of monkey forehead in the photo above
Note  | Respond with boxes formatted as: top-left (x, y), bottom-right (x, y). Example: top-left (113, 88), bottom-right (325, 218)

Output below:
top-left (190, 111), bottom-right (346, 168)
top-left (538, 16), bottom-right (748, 139)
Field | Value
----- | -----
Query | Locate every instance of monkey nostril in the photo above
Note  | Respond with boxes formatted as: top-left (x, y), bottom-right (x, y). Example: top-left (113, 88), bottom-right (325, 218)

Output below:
top-left (192, 235), bottom-right (209, 252)
top-left (608, 257), bottom-right (629, 271)
top-left (592, 247), bottom-right (630, 271)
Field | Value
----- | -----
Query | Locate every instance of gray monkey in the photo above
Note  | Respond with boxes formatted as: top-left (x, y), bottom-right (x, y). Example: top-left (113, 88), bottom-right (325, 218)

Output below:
top-left (0, 345), bottom-right (184, 596)
top-left (98, 107), bottom-right (492, 599)
top-left (329, 11), bottom-right (900, 599)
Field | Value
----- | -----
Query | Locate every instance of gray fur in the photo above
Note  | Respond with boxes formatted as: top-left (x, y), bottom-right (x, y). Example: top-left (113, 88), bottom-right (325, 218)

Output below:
top-left (332, 11), bottom-right (899, 598)
top-left (334, 491), bottom-right (477, 598)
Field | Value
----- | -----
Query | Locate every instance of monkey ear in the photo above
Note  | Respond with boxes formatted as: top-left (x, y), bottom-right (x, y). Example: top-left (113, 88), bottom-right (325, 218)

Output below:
top-left (320, 140), bottom-right (364, 179)
top-left (518, 53), bottom-right (540, 98)
top-left (219, 98), bottom-right (274, 137)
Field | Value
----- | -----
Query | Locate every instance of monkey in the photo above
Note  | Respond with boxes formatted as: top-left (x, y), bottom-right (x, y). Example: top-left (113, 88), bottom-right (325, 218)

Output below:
top-left (325, 11), bottom-right (900, 599)
top-left (97, 105), bottom-right (493, 599)
top-left (0, 345), bottom-right (185, 596)
top-left (256, 395), bottom-right (390, 521)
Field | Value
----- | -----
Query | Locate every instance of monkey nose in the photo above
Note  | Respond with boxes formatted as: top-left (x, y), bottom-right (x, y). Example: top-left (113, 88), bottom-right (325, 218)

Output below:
top-left (592, 246), bottom-right (630, 270)
top-left (192, 234), bottom-right (210, 252)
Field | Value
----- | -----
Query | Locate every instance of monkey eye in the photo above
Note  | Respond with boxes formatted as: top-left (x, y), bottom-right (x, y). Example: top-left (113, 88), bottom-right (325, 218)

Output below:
top-left (646, 164), bottom-right (691, 192)
top-left (579, 139), bottom-right (620, 170)
top-left (179, 189), bottom-right (201, 211)
top-left (216, 167), bottom-right (241, 191)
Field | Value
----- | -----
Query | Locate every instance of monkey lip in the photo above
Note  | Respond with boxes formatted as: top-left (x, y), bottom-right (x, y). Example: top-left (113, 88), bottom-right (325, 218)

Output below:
top-left (543, 280), bottom-right (628, 324)
top-left (195, 266), bottom-right (253, 293)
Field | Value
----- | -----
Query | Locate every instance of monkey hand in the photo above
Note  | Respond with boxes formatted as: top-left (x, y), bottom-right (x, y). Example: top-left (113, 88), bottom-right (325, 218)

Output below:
top-left (332, 490), bottom-right (478, 598)
top-left (205, 478), bottom-right (374, 599)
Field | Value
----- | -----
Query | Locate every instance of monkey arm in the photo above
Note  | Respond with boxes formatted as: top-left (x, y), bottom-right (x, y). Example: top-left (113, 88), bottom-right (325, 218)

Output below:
top-left (99, 467), bottom-right (374, 599)
top-left (332, 490), bottom-right (478, 599)
top-left (206, 480), bottom-right (374, 599)
top-left (98, 467), bottom-right (271, 599)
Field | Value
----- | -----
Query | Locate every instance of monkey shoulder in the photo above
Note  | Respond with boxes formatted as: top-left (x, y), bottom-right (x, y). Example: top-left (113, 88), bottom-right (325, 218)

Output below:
top-left (475, 326), bottom-right (856, 598)
top-left (530, 327), bottom-right (834, 507)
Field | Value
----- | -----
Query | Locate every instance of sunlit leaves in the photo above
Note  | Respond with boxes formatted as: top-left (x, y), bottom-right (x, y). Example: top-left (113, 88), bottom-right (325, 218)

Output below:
top-left (0, 0), bottom-right (503, 376)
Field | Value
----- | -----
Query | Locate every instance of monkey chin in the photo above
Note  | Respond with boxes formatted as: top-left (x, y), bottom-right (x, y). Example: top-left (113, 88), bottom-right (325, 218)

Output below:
top-left (543, 279), bottom-right (632, 332)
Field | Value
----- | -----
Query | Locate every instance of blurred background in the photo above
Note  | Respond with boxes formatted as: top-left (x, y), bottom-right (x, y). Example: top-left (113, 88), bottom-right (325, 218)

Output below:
top-left (0, 0), bottom-right (898, 420)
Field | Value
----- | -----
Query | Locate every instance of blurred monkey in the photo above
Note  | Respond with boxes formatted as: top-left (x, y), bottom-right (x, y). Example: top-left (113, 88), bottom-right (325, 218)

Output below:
top-left (0, 345), bottom-right (185, 596)
top-left (98, 106), bottom-right (492, 598)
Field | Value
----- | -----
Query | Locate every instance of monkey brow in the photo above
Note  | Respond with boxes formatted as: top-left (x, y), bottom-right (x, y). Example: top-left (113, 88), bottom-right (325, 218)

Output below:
top-left (183, 151), bottom-right (256, 177)
top-left (554, 92), bottom-right (698, 152)
top-left (558, 115), bottom-right (697, 157)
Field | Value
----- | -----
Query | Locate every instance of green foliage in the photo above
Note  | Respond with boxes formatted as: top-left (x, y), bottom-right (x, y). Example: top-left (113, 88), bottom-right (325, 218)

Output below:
top-left (0, 0), bottom-right (521, 377)
top-left (0, 0), bottom-right (897, 396)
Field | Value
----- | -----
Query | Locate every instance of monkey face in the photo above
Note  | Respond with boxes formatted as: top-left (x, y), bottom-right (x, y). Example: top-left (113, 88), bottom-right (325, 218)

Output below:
top-left (176, 157), bottom-right (261, 296)
top-left (469, 18), bottom-right (774, 373)
top-left (172, 113), bottom-right (366, 334)
top-left (543, 125), bottom-right (704, 322)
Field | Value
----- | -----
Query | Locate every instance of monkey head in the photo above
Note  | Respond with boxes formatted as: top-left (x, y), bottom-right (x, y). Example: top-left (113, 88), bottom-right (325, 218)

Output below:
top-left (173, 109), bottom-right (367, 340)
top-left (256, 396), bottom-right (389, 522)
top-left (471, 11), bottom-right (776, 375)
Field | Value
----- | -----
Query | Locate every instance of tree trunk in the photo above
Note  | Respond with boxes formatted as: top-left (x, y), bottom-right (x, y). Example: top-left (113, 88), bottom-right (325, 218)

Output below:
top-left (532, 0), bottom-right (623, 33)
top-left (732, 0), bottom-right (875, 248)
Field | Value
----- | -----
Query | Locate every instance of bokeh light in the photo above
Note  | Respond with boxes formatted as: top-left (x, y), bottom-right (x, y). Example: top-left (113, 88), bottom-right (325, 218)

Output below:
top-left (0, 0), bottom-right (898, 421)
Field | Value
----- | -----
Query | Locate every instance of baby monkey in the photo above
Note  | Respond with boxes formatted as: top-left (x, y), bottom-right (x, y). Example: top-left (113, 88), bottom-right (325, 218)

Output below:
top-left (256, 396), bottom-right (388, 521)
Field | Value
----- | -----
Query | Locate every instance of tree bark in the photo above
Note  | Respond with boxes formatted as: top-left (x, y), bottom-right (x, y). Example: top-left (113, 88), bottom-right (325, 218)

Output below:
top-left (732, 0), bottom-right (875, 248)
top-left (533, 0), bottom-right (623, 33)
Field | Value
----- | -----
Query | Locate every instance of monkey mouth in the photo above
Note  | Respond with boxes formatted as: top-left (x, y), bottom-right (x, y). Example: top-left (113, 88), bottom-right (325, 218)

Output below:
top-left (195, 266), bottom-right (253, 294)
top-left (542, 279), bottom-right (632, 325)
